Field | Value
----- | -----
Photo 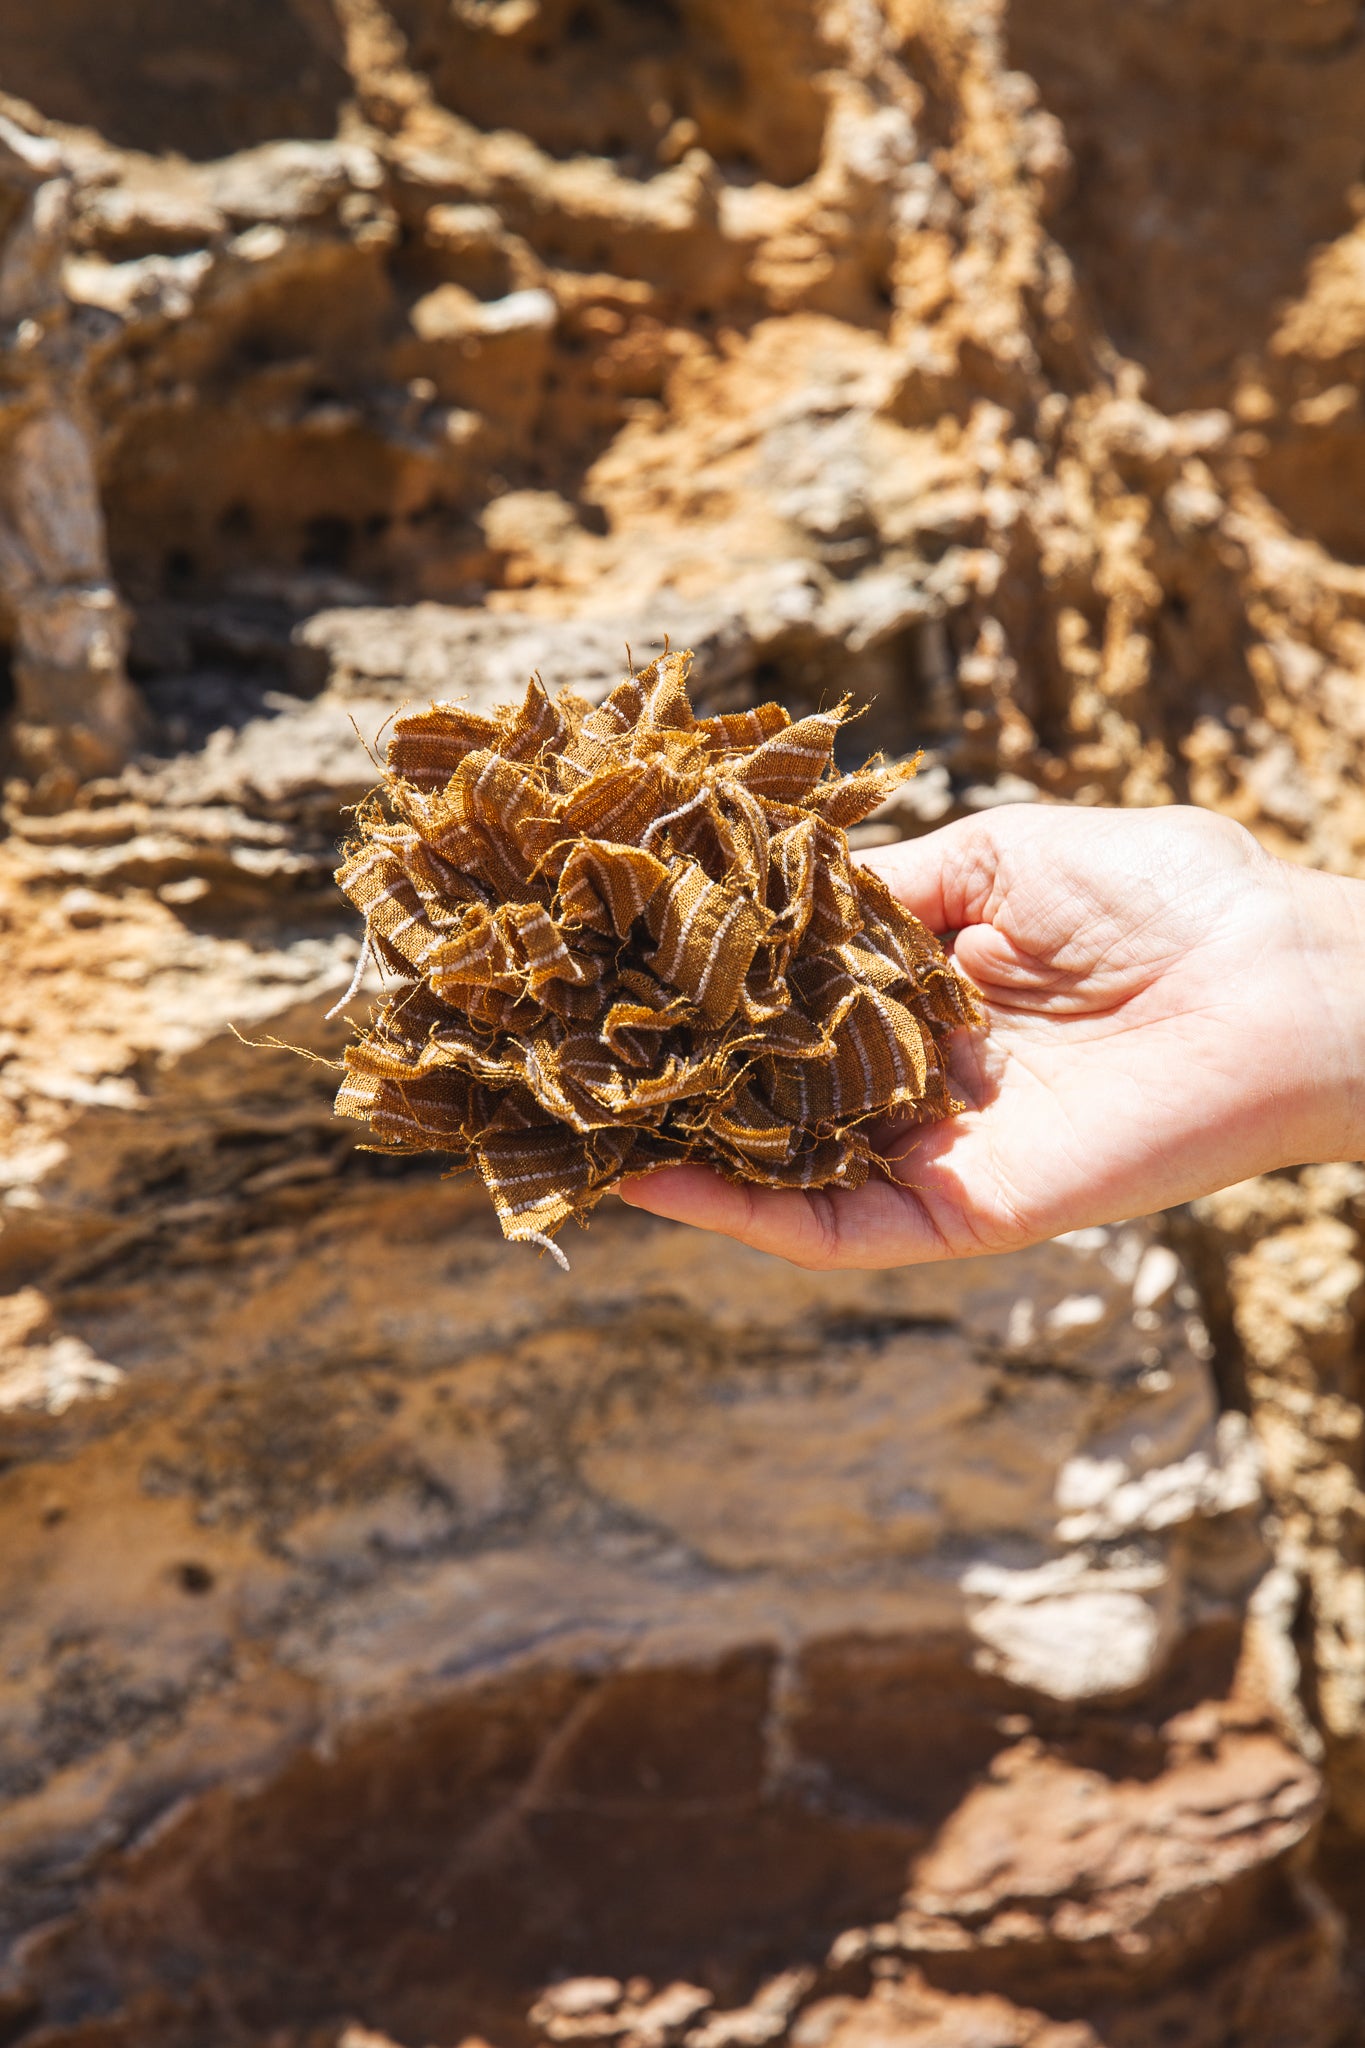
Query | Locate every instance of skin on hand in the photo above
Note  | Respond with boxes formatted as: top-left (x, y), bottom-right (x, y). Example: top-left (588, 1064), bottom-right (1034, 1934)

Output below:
top-left (618, 804), bottom-right (1365, 1270)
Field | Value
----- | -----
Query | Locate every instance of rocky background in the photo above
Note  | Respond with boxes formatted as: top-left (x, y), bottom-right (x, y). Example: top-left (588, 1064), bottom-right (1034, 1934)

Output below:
top-left (3, 1), bottom-right (1365, 2043)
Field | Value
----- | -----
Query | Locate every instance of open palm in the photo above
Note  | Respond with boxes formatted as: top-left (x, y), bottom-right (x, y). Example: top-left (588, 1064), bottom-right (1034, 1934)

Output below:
top-left (620, 804), bottom-right (1355, 1269)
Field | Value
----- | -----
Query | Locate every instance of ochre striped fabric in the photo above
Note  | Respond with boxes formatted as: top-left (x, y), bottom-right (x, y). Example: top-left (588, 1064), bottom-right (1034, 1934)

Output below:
top-left (333, 652), bottom-right (979, 1264)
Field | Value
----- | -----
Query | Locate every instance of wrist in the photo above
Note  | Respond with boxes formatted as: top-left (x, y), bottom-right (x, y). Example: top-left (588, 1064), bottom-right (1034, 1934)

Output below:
top-left (1277, 863), bottom-right (1365, 1168)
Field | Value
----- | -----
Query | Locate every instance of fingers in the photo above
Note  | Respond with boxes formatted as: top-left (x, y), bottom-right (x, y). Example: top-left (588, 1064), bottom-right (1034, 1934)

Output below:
top-left (617, 1164), bottom-right (958, 1269)
top-left (618, 1166), bottom-right (820, 1257)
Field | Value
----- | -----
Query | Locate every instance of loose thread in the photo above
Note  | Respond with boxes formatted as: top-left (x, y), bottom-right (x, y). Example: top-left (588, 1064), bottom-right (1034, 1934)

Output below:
top-left (325, 932), bottom-right (371, 1020)
top-left (522, 1230), bottom-right (571, 1272)
top-left (229, 1021), bottom-right (342, 1067)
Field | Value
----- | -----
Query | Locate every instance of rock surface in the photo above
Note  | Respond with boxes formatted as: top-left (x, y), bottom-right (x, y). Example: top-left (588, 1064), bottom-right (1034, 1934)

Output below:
top-left (3, 1), bottom-right (1365, 2044)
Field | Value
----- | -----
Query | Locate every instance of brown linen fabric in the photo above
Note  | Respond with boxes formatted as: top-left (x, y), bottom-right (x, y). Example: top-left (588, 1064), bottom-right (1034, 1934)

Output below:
top-left (332, 651), bottom-right (980, 1264)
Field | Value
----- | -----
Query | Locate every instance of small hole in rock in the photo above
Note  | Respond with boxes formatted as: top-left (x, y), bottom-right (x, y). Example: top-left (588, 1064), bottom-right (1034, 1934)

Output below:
top-left (218, 501), bottom-right (255, 540)
top-left (175, 1562), bottom-right (216, 1596)
top-left (164, 547), bottom-right (197, 591)
top-left (301, 515), bottom-right (354, 569)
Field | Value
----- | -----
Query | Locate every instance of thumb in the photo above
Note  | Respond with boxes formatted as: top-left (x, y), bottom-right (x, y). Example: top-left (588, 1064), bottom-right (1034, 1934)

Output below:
top-left (856, 813), bottom-right (1002, 934)
top-left (951, 921), bottom-right (1072, 1000)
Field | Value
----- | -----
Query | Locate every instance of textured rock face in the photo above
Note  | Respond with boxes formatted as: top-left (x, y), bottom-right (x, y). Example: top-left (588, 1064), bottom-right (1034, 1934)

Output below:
top-left (3, 1), bottom-right (1365, 2044)
top-left (0, 114), bottom-right (143, 775)
top-left (0, 1177), bottom-right (1315, 2045)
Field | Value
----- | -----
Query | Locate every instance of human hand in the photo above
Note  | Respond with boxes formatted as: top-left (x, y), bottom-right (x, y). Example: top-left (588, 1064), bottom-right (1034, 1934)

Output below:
top-left (619, 804), bottom-right (1365, 1268)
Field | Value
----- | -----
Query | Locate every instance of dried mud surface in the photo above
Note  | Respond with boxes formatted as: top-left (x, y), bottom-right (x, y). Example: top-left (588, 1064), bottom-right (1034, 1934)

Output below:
top-left (3, 2), bottom-right (1365, 2044)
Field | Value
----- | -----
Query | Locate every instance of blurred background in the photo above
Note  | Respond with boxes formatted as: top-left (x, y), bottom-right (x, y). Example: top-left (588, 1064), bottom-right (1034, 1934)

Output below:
top-left (2, 2), bottom-right (1365, 2044)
